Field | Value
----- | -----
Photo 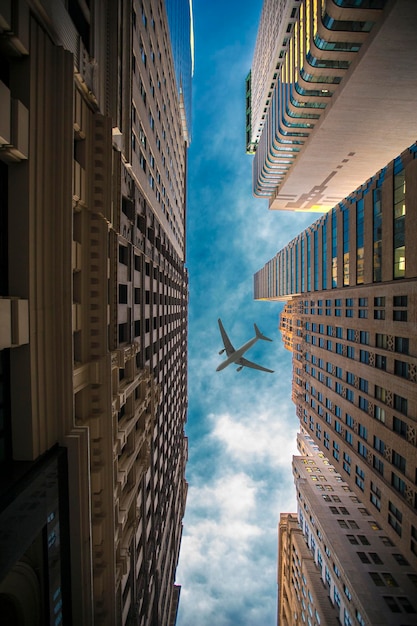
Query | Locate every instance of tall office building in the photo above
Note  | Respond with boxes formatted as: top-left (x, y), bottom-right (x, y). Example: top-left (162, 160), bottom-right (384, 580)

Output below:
top-left (246, 0), bottom-right (417, 211)
top-left (255, 145), bottom-right (417, 620)
top-left (278, 431), bottom-right (417, 626)
top-left (0, 1), bottom-right (192, 624)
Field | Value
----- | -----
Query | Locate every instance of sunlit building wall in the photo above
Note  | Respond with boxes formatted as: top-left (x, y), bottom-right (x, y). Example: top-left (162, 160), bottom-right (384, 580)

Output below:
top-left (280, 431), bottom-right (417, 625)
top-left (278, 511), bottom-right (340, 626)
top-left (0, 1), bottom-right (189, 624)
top-left (247, 0), bottom-right (417, 211)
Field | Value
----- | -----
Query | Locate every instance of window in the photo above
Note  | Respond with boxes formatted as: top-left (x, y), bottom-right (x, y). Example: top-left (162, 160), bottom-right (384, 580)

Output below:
top-left (343, 452), bottom-right (352, 474)
top-left (346, 389), bottom-right (355, 402)
top-left (119, 284), bottom-right (128, 304)
top-left (358, 442), bottom-right (368, 458)
top-left (398, 597), bottom-right (416, 614)
top-left (383, 596), bottom-right (401, 613)
top-left (373, 456), bottom-right (384, 476)
top-left (360, 331), bottom-right (369, 345)
top-left (370, 552), bottom-right (383, 564)
top-left (359, 378), bottom-right (368, 393)
top-left (369, 482), bottom-right (381, 511)
top-left (358, 424), bottom-right (367, 440)
top-left (393, 416), bottom-right (407, 438)
top-left (395, 336), bottom-right (409, 354)
top-left (355, 465), bottom-right (365, 491)
top-left (375, 354), bottom-right (386, 370)
top-left (347, 346), bottom-right (355, 359)
top-left (393, 553), bottom-right (409, 566)
top-left (394, 360), bottom-right (409, 378)
top-left (118, 323), bottom-right (128, 344)
top-left (376, 333), bottom-right (388, 349)
top-left (369, 572), bottom-right (385, 586)
top-left (358, 535), bottom-right (370, 545)
top-left (394, 295), bottom-right (407, 306)
top-left (375, 385), bottom-right (388, 403)
top-left (357, 551), bottom-right (370, 563)
top-left (380, 536), bottom-right (394, 547)
top-left (391, 472), bottom-right (406, 495)
top-left (374, 405), bottom-right (385, 424)
top-left (347, 534), bottom-right (358, 544)
top-left (388, 501), bottom-right (402, 536)
top-left (394, 394), bottom-right (407, 415)
top-left (374, 296), bottom-right (385, 306)
top-left (119, 245), bottom-right (128, 265)
top-left (373, 436), bottom-right (384, 453)
top-left (356, 610), bottom-right (365, 626)
top-left (393, 309), bottom-right (407, 321)
top-left (360, 350), bottom-right (369, 364)
top-left (392, 450), bottom-right (406, 474)
top-left (358, 396), bottom-right (368, 412)
top-left (382, 573), bottom-right (398, 587)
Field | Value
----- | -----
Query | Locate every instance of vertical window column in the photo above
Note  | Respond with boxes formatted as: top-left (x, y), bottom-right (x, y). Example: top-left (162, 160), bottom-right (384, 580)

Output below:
top-left (343, 207), bottom-right (350, 286)
top-left (356, 199), bottom-right (364, 284)
top-left (393, 167), bottom-right (405, 278)
top-left (331, 210), bottom-right (337, 288)
top-left (373, 187), bottom-right (382, 282)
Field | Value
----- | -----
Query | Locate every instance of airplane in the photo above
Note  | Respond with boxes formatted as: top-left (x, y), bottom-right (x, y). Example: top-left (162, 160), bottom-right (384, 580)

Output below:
top-left (216, 318), bottom-right (274, 373)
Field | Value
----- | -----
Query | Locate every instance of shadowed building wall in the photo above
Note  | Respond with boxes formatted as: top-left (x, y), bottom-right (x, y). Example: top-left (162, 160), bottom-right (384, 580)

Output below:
top-left (0, 1), bottom-right (191, 624)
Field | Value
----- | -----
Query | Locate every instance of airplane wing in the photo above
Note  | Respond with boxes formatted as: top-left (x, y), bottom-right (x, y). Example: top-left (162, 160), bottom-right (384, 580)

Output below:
top-left (237, 356), bottom-right (274, 373)
top-left (218, 318), bottom-right (235, 356)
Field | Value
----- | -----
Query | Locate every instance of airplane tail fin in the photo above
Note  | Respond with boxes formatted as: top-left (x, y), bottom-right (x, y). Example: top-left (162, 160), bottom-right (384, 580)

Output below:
top-left (254, 324), bottom-right (273, 342)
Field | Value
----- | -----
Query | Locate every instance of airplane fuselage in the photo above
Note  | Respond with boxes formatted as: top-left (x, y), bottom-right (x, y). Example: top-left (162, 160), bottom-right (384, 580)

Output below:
top-left (216, 336), bottom-right (258, 371)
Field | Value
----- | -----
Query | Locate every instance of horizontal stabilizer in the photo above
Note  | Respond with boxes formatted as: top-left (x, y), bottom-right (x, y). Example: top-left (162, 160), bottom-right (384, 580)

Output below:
top-left (254, 324), bottom-right (273, 342)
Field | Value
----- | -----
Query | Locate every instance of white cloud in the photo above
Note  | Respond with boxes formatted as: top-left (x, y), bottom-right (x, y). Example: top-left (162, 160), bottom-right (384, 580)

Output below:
top-left (176, 471), bottom-right (279, 626)
top-left (176, 383), bottom-right (299, 625)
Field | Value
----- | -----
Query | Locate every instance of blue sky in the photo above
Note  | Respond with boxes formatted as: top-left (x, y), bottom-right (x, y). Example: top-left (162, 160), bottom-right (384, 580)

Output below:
top-left (176, 2), bottom-right (313, 624)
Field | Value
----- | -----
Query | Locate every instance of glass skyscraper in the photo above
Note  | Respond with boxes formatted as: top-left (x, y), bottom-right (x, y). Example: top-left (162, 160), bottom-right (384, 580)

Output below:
top-left (247, 0), bottom-right (417, 211)
top-left (165, 0), bottom-right (194, 144)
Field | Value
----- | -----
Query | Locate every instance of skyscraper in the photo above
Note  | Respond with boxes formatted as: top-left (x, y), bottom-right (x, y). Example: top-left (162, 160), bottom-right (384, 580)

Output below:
top-left (0, 1), bottom-right (192, 624)
top-left (254, 144), bottom-right (417, 621)
top-left (279, 431), bottom-right (417, 626)
top-left (247, 0), bottom-right (417, 211)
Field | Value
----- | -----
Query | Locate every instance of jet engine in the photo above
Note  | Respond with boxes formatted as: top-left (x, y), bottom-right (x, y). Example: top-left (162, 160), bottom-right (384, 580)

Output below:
top-left (236, 366), bottom-right (243, 372)
top-left (219, 349), bottom-right (225, 355)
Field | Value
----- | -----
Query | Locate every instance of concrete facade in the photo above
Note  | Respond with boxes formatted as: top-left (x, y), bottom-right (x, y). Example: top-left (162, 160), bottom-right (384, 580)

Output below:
top-left (0, 1), bottom-right (191, 624)
top-left (279, 432), bottom-right (417, 625)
